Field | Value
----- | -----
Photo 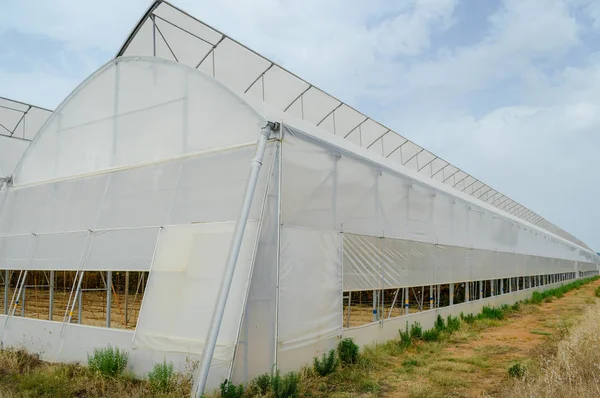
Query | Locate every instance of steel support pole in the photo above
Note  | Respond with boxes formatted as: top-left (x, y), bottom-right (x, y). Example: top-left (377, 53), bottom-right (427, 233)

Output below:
top-left (106, 271), bottom-right (112, 328)
top-left (78, 290), bottom-right (82, 324)
top-left (479, 281), bottom-right (482, 299)
top-left (125, 271), bottom-right (129, 326)
top-left (429, 285), bottom-right (433, 309)
top-left (372, 290), bottom-right (378, 322)
top-left (194, 123), bottom-right (278, 397)
top-left (490, 280), bottom-right (494, 297)
top-left (21, 287), bottom-right (25, 316)
top-left (404, 287), bottom-right (409, 315)
top-left (465, 282), bottom-right (469, 302)
top-left (3, 270), bottom-right (8, 315)
top-left (49, 270), bottom-right (54, 320)
top-left (449, 283), bottom-right (454, 306)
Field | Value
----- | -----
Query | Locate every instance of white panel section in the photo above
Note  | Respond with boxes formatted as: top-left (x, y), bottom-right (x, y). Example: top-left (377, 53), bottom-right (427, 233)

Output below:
top-left (213, 39), bottom-right (270, 93)
top-left (154, 17), bottom-right (213, 67)
top-left (0, 235), bottom-right (33, 269)
top-left (121, 18), bottom-right (155, 57)
top-left (300, 88), bottom-right (340, 127)
top-left (85, 228), bottom-right (159, 271)
top-left (15, 57), bottom-right (265, 186)
top-left (154, 2), bottom-right (222, 45)
top-left (262, 66), bottom-right (309, 110)
top-left (134, 221), bottom-right (259, 390)
top-left (0, 136), bottom-right (30, 177)
top-left (278, 226), bottom-right (342, 370)
top-left (29, 232), bottom-right (88, 270)
top-left (332, 105), bottom-right (365, 138)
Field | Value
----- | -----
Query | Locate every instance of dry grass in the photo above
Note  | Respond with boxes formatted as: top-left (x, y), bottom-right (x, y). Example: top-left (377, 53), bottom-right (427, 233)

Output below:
top-left (503, 298), bottom-right (600, 398)
top-left (0, 348), bottom-right (192, 397)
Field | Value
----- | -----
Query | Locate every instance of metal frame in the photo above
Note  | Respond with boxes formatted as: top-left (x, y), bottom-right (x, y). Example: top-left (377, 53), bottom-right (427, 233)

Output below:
top-left (114, 0), bottom-right (593, 250)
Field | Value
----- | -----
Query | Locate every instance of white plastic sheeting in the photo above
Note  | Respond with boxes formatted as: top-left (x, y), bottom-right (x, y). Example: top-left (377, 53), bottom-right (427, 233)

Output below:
top-left (0, 54), bottom-right (597, 394)
top-left (133, 221), bottom-right (259, 389)
top-left (0, 97), bottom-right (51, 178)
top-left (277, 226), bottom-right (342, 372)
top-left (281, 127), bottom-right (593, 264)
top-left (117, 1), bottom-right (591, 250)
top-left (14, 57), bottom-right (266, 186)
top-left (343, 233), bottom-right (587, 291)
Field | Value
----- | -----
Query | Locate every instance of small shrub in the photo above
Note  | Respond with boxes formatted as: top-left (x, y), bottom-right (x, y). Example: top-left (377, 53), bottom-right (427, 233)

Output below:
top-left (508, 363), bottom-right (525, 379)
top-left (87, 345), bottom-right (128, 377)
top-left (595, 286), bottom-right (600, 298)
top-left (480, 306), bottom-right (504, 320)
top-left (338, 338), bottom-right (360, 365)
top-left (410, 322), bottom-right (423, 339)
top-left (313, 350), bottom-right (338, 376)
top-left (446, 315), bottom-right (460, 332)
top-left (462, 313), bottom-right (476, 324)
top-left (148, 360), bottom-right (175, 392)
top-left (399, 322), bottom-right (412, 348)
top-left (252, 373), bottom-right (271, 395)
top-left (434, 315), bottom-right (446, 331)
top-left (271, 370), bottom-right (299, 398)
top-left (422, 328), bottom-right (440, 342)
top-left (511, 302), bottom-right (521, 311)
top-left (220, 379), bottom-right (244, 398)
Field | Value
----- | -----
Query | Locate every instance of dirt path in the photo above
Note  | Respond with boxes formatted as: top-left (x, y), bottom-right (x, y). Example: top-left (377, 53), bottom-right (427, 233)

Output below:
top-left (381, 279), bottom-right (600, 398)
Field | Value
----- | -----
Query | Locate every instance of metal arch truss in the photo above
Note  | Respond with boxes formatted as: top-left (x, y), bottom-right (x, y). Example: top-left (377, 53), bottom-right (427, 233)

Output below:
top-left (115, 0), bottom-right (592, 250)
top-left (0, 96), bottom-right (52, 141)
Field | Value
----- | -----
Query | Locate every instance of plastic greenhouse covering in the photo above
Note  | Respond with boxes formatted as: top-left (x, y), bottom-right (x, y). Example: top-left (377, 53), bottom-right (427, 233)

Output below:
top-left (0, 2), bottom-right (597, 395)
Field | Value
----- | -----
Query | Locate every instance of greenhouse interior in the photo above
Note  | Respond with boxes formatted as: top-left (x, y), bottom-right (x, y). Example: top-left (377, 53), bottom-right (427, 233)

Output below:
top-left (0, 1), bottom-right (598, 395)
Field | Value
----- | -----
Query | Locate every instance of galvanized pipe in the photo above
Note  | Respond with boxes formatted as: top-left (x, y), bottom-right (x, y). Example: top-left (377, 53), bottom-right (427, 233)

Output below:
top-left (194, 122), bottom-right (277, 397)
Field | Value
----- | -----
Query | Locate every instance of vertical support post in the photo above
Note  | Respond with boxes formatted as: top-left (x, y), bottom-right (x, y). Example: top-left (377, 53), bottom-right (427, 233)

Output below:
top-left (404, 287), bottom-right (409, 315)
top-left (194, 122), bottom-right (279, 397)
top-left (372, 290), bottom-right (378, 322)
top-left (429, 285), bottom-right (433, 309)
top-left (106, 271), bottom-right (112, 328)
top-left (465, 281), bottom-right (469, 302)
top-left (49, 270), bottom-right (54, 321)
top-left (500, 278), bottom-right (504, 295)
top-left (437, 285), bottom-right (441, 308)
top-left (479, 281), bottom-right (483, 299)
top-left (509, 277), bottom-right (512, 293)
top-left (346, 292), bottom-right (351, 327)
top-left (21, 286), bottom-right (25, 316)
top-left (490, 279), bottom-right (494, 297)
top-left (449, 283), bottom-right (454, 306)
top-left (124, 271), bottom-right (129, 326)
top-left (78, 290), bottom-right (82, 324)
top-left (3, 270), bottom-right (8, 315)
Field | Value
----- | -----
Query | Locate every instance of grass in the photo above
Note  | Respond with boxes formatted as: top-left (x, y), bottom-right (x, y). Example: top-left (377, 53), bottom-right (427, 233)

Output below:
top-left (0, 348), bottom-right (192, 397)
top-left (504, 298), bottom-right (600, 397)
top-left (0, 276), bottom-right (597, 397)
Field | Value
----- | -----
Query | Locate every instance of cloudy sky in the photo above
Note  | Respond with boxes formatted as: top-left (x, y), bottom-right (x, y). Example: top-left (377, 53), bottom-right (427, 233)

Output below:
top-left (1, 0), bottom-right (599, 250)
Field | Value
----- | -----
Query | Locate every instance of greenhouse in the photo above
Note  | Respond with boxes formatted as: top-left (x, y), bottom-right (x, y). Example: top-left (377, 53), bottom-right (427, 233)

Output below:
top-left (0, 1), bottom-right (598, 396)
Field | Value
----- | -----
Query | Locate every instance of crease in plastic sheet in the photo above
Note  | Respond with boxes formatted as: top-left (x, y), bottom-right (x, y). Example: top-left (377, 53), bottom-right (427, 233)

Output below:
top-left (278, 225), bottom-right (342, 352)
top-left (281, 127), bottom-right (595, 265)
top-left (133, 221), bottom-right (260, 390)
